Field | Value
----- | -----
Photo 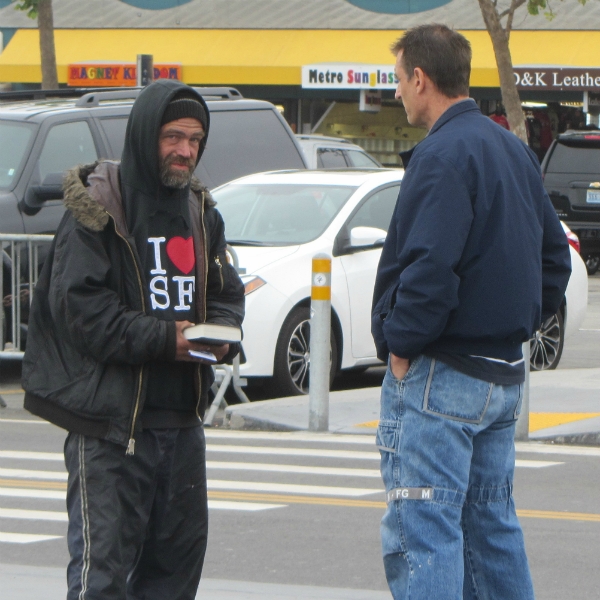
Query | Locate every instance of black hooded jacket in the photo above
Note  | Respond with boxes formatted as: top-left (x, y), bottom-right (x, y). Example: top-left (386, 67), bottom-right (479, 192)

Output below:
top-left (22, 81), bottom-right (245, 452)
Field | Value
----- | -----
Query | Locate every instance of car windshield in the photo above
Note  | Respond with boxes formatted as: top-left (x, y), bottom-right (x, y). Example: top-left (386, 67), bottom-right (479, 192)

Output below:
top-left (214, 183), bottom-right (357, 245)
top-left (0, 121), bottom-right (36, 190)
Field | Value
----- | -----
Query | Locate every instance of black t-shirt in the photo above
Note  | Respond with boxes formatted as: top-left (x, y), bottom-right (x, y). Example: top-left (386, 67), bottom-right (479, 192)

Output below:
top-left (141, 207), bottom-right (199, 428)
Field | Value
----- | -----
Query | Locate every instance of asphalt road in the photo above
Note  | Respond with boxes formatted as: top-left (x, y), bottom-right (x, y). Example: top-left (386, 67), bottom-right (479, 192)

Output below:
top-left (1, 278), bottom-right (599, 598)
top-left (0, 420), bottom-right (599, 599)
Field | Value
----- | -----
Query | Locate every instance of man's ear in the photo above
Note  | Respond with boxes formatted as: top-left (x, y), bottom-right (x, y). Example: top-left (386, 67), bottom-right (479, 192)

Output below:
top-left (413, 67), bottom-right (427, 95)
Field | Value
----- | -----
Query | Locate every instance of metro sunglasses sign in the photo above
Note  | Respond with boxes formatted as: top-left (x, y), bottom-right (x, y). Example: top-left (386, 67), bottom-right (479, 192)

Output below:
top-left (68, 63), bottom-right (182, 87)
top-left (302, 64), bottom-right (398, 90)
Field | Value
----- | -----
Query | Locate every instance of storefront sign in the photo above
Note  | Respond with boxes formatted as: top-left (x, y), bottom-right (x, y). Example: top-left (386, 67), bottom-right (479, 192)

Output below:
top-left (302, 64), bottom-right (397, 90)
top-left (359, 90), bottom-right (382, 112)
top-left (514, 67), bottom-right (600, 91)
top-left (67, 63), bottom-right (182, 87)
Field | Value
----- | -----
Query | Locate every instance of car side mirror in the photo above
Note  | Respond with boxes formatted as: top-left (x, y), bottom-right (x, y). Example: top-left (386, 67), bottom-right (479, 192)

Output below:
top-left (350, 226), bottom-right (387, 248)
top-left (20, 172), bottom-right (64, 215)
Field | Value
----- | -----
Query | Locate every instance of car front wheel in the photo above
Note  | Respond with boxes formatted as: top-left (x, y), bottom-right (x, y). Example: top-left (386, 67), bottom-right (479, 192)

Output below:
top-left (530, 311), bottom-right (564, 371)
top-left (270, 306), bottom-right (338, 397)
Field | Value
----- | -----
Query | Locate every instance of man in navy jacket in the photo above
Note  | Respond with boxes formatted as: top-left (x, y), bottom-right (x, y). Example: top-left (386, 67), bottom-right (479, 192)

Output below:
top-left (371, 25), bottom-right (571, 600)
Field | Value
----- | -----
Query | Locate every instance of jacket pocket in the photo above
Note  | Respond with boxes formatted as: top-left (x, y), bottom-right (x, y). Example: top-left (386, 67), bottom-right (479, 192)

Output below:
top-left (374, 283), bottom-right (398, 322)
top-left (422, 359), bottom-right (493, 424)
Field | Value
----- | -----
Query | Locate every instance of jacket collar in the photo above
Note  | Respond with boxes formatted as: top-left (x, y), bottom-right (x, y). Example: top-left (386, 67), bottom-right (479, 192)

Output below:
top-left (399, 98), bottom-right (478, 168)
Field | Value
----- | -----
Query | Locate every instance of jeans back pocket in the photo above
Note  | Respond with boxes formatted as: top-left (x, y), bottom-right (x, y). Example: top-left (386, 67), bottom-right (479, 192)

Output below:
top-left (422, 359), bottom-right (493, 424)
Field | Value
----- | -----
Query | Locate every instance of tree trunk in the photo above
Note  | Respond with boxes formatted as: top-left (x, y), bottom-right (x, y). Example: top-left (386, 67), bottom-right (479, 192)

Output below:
top-left (477, 0), bottom-right (528, 143)
top-left (37, 0), bottom-right (58, 89)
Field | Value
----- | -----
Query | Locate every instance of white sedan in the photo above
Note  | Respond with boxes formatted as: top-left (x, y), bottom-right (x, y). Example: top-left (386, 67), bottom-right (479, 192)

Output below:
top-left (213, 170), bottom-right (587, 395)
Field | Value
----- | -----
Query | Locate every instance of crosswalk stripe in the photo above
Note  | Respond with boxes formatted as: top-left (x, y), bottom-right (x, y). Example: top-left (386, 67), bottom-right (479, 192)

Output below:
top-left (0, 532), bottom-right (63, 544)
top-left (206, 445), bottom-right (379, 460)
top-left (0, 508), bottom-right (68, 521)
top-left (0, 504), bottom-right (282, 519)
top-left (208, 500), bottom-right (285, 511)
top-left (515, 442), bottom-right (600, 457)
top-left (0, 451), bottom-right (63, 461)
top-left (0, 468), bottom-right (67, 480)
top-left (206, 461), bottom-right (381, 478)
top-left (205, 430), bottom-right (375, 445)
top-left (0, 477), bottom-right (381, 498)
top-left (0, 487), bottom-right (66, 500)
top-left (207, 480), bottom-right (382, 497)
top-left (515, 460), bottom-right (563, 468)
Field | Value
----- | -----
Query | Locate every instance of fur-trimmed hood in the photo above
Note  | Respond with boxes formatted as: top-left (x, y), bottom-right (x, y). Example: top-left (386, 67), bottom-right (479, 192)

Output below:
top-left (62, 160), bottom-right (216, 235)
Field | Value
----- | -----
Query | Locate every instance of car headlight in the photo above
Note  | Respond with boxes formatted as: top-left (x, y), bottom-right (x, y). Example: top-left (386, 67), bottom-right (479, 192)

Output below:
top-left (242, 275), bottom-right (266, 296)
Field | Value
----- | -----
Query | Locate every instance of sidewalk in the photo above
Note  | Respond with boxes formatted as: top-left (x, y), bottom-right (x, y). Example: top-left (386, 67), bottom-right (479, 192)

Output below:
top-left (224, 367), bottom-right (600, 445)
top-left (0, 564), bottom-right (392, 600)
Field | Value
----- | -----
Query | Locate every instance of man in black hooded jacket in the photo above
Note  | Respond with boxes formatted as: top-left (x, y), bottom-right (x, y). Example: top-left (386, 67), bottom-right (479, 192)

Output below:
top-left (21, 80), bottom-right (245, 599)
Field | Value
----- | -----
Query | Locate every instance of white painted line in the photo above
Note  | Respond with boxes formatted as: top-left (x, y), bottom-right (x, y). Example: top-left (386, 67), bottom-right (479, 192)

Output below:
top-left (207, 479), bottom-right (382, 497)
top-left (0, 468), bottom-right (67, 480)
top-left (205, 430), bottom-right (375, 445)
top-left (0, 531), bottom-right (63, 544)
top-left (208, 500), bottom-right (285, 511)
top-left (0, 451), bottom-right (64, 462)
top-left (206, 461), bottom-right (381, 478)
top-left (0, 488), bottom-right (65, 500)
top-left (0, 507), bottom-right (68, 521)
top-left (207, 445), bottom-right (379, 460)
top-left (515, 442), bottom-right (600, 457)
top-left (0, 419), bottom-right (49, 425)
top-left (515, 460), bottom-right (563, 468)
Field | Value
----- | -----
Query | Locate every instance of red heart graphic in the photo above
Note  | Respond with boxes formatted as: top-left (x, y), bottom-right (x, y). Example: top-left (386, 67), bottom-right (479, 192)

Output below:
top-left (166, 237), bottom-right (195, 274)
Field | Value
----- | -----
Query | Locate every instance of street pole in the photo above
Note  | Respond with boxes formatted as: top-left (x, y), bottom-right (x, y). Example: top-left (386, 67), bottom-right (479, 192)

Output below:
top-left (515, 340), bottom-right (530, 441)
top-left (308, 254), bottom-right (331, 432)
top-left (136, 54), bottom-right (153, 87)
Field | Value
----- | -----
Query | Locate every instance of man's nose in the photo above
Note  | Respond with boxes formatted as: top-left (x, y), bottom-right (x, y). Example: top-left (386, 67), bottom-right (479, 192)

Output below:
top-left (175, 139), bottom-right (193, 158)
top-left (395, 85), bottom-right (402, 100)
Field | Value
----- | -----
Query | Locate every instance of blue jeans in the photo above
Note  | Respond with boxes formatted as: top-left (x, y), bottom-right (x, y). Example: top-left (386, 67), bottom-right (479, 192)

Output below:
top-left (377, 355), bottom-right (534, 600)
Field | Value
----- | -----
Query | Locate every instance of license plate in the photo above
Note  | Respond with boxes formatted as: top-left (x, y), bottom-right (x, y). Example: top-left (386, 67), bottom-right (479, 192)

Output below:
top-left (587, 189), bottom-right (600, 204)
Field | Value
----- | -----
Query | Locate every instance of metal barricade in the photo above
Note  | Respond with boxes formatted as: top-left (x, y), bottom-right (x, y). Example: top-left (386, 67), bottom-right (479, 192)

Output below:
top-left (205, 245), bottom-right (249, 426)
top-left (0, 234), bottom-right (54, 361)
top-left (0, 234), bottom-right (248, 419)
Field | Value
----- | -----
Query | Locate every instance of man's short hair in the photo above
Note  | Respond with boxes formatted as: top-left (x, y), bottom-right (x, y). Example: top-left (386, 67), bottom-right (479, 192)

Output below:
top-left (391, 24), bottom-right (472, 98)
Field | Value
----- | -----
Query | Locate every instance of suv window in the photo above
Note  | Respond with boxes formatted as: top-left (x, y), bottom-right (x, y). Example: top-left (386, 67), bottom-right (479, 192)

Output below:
top-left (347, 185), bottom-right (399, 232)
top-left (197, 109), bottom-right (305, 188)
top-left (38, 121), bottom-right (98, 180)
top-left (0, 121), bottom-right (35, 189)
top-left (99, 117), bottom-right (129, 158)
top-left (547, 142), bottom-right (600, 173)
top-left (346, 149), bottom-right (380, 168)
top-left (317, 148), bottom-right (348, 168)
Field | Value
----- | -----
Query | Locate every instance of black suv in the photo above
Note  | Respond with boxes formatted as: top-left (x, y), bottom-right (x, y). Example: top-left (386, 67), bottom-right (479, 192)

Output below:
top-left (542, 129), bottom-right (600, 273)
top-left (0, 87), bottom-right (307, 350)
top-left (0, 87), bottom-right (307, 237)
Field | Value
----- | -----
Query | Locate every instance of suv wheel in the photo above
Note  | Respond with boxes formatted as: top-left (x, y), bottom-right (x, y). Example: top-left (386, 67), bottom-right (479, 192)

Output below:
top-left (530, 311), bottom-right (564, 371)
top-left (585, 254), bottom-right (600, 276)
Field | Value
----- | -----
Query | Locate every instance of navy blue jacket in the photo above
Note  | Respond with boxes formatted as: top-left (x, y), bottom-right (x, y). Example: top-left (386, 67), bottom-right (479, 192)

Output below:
top-left (371, 99), bottom-right (571, 363)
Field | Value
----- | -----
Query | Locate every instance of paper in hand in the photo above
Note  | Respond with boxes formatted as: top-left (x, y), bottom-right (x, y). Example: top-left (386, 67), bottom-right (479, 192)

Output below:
top-left (188, 349), bottom-right (217, 363)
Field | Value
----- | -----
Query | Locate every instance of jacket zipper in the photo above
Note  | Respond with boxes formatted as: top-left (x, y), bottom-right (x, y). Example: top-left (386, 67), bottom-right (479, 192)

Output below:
top-left (105, 209), bottom-right (146, 456)
top-left (196, 191), bottom-right (209, 419)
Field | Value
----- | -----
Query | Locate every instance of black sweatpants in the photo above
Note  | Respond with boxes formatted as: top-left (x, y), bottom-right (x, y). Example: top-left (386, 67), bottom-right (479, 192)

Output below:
top-left (64, 427), bottom-right (208, 600)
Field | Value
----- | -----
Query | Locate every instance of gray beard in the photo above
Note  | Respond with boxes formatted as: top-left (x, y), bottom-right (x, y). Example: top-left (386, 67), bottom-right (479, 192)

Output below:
top-left (159, 159), bottom-right (194, 189)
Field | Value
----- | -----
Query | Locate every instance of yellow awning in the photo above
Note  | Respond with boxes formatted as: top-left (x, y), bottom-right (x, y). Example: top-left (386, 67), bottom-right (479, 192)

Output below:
top-left (1, 28), bottom-right (600, 87)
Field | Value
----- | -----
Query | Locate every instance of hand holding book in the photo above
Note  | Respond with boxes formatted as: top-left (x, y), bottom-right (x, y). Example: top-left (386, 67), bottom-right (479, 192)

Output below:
top-left (175, 321), bottom-right (234, 363)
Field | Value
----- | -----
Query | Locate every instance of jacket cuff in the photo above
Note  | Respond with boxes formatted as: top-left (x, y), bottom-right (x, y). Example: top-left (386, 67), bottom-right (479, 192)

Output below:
top-left (162, 321), bottom-right (177, 361)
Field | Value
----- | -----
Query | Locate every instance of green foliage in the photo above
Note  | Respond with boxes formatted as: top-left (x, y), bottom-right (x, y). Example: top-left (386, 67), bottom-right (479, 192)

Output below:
top-left (12, 0), bottom-right (39, 20)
